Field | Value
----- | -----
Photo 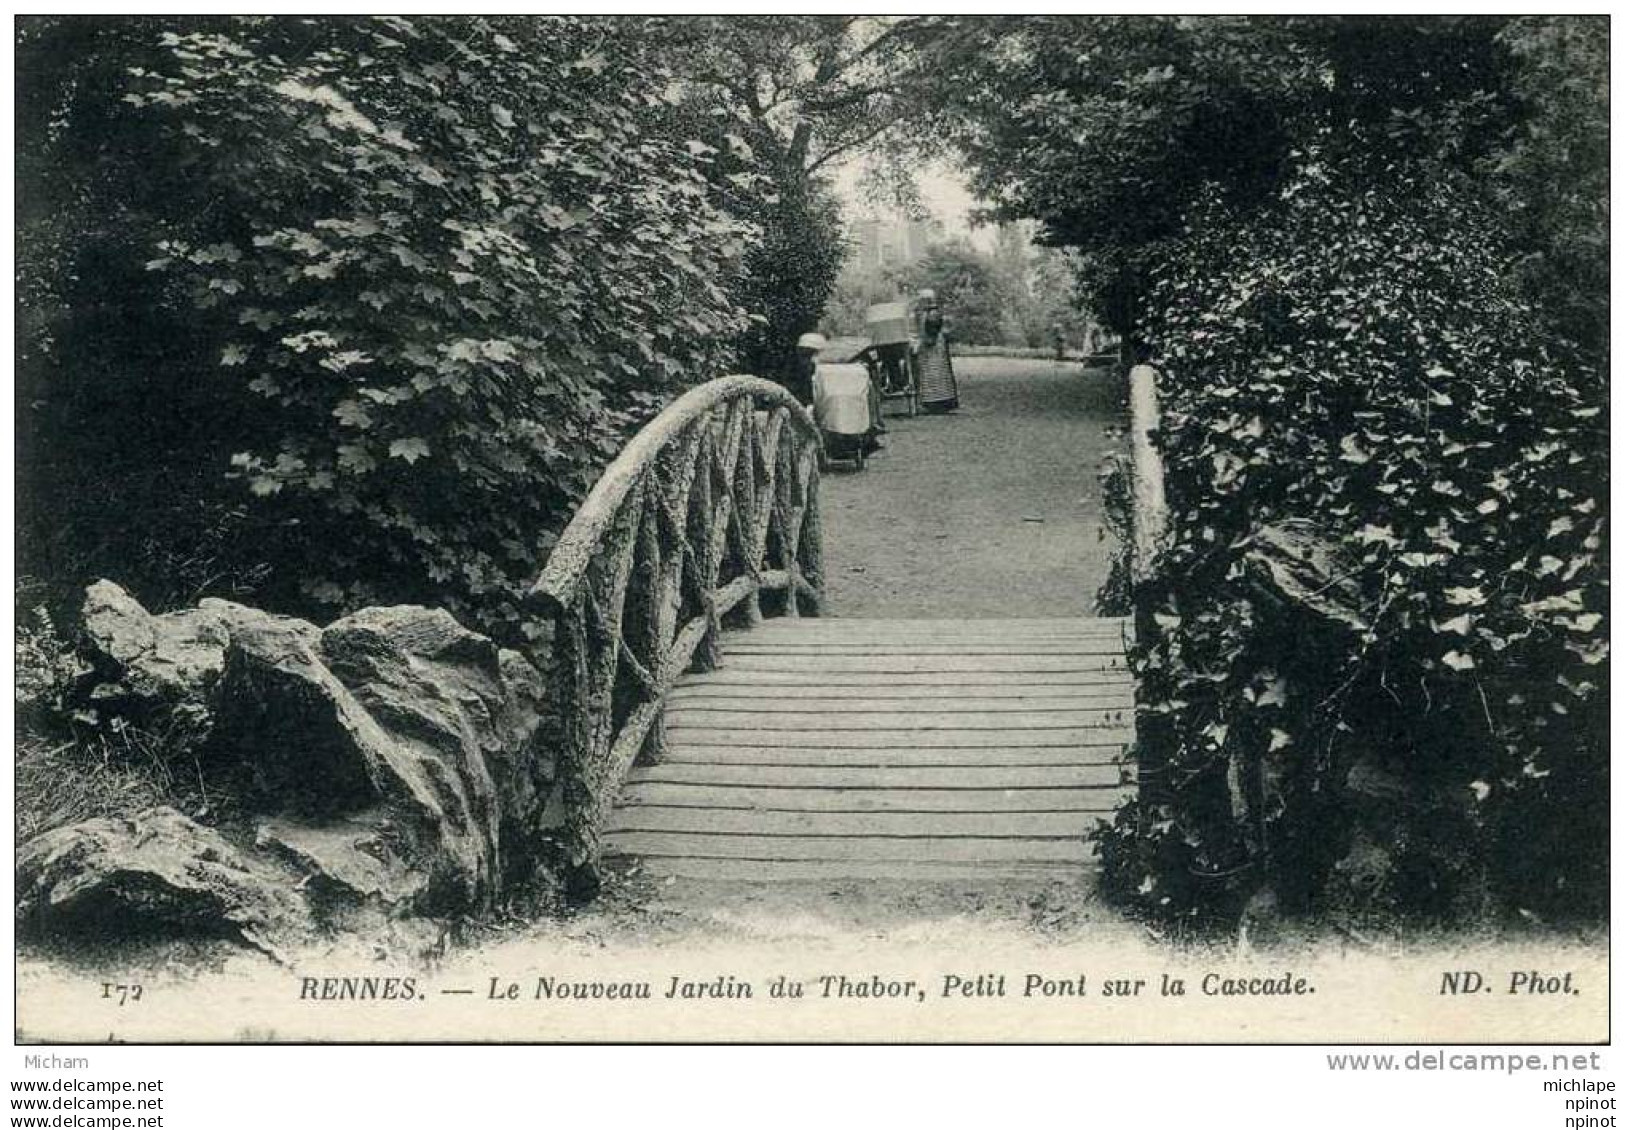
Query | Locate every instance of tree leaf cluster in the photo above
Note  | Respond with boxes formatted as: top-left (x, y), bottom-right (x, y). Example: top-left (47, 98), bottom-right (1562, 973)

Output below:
top-left (17, 16), bottom-right (758, 640)
top-left (1115, 151), bottom-right (1607, 926)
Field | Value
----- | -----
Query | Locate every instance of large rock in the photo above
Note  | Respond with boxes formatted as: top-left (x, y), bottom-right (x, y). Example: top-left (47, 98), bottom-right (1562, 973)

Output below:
top-left (1243, 524), bottom-right (1369, 637)
top-left (319, 606), bottom-right (554, 883)
top-left (64, 584), bottom-right (556, 925)
top-left (255, 811), bottom-right (427, 908)
top-left (79, 581), bottom-right (323, 704)
top-left (76, 582), bottom-right (313, 752)
top-left (211, 614), bottom-right (380, 812)
top-left (16, 806), bottom-right (312, 961)
top-left (212, 612), bottom-right (499, 913)
top-left (81, 581), bottom-right (230, 705)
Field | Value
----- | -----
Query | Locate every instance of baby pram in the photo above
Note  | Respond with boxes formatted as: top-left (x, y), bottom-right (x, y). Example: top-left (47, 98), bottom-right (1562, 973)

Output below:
top-left (859, 302), bottom-right (919, 417)
top-left (812, 362), bottom-right (881, 470)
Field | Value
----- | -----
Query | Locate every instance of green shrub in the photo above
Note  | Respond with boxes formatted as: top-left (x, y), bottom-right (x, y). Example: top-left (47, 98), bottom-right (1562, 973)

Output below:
top-left (1101, 150), bottom-right (1606, 926)
top-left (730, 178), bottom-right (847, 385)
top-left (17, 16), bottom-right (756, 641)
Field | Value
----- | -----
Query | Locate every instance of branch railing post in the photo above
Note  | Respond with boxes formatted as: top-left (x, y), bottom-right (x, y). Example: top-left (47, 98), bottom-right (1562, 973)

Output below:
top-left (1127, 362), bottom-right (1169, 582)
top-left (1127, 362), bottom-right (1172, 809)
top-left (528, 376), bottom-right (824, 893)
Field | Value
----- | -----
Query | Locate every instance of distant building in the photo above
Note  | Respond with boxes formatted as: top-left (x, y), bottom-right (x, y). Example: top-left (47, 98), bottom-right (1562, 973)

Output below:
top-left (823, 213), bottom-right (952, 336)
top-left (850, 215), bottom-right (941, 275)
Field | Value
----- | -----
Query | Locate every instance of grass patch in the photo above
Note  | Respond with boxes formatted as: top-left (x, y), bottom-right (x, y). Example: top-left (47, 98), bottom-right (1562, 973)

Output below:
top-left (15, 724), bottom-right (228, 846)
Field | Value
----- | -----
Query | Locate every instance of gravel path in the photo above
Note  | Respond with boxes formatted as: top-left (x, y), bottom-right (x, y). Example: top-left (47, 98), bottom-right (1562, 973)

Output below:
top-left (818, 355), bottom-right (1125, 619)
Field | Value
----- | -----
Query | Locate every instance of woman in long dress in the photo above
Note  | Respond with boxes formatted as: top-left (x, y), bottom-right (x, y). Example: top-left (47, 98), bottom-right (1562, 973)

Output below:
top-left (912, 290), bottom-right (959, 412)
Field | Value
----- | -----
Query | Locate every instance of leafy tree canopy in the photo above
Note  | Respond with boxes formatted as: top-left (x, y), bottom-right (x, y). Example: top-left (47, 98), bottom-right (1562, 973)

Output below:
top-left (654, 16), bottom-right (953, 381)
top-left (919, 15), bottom-right (1605, 359)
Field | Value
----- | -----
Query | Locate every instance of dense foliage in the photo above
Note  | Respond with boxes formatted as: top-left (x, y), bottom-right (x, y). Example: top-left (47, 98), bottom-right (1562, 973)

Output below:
top-left (728, 174), bottom-right (847, 382)
top-left (1492, 18), bottom-right (1611, 367)
top-left (932, 16), bottom-right (1607, 353)
top-left (1112, 155), bottom-right (1606, 925)
top-left (17, 17), bottom-right (757, 640)
top-left (935, 16), bottom-right (1609, 926)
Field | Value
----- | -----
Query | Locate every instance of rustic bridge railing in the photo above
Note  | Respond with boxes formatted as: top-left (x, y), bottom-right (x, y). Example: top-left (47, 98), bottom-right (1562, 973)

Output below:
top-left (528, 375), bottom-right (824, 891)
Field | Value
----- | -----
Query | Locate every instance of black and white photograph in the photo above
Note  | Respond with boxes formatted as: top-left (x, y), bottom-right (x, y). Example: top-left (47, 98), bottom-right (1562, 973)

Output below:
top-left (11, 10), bottom-right (1609, 1066)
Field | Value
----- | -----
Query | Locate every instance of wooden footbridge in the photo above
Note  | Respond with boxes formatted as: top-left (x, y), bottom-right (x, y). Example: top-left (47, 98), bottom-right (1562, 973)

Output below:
top-left (530, 370), bottom-right (1160, 891)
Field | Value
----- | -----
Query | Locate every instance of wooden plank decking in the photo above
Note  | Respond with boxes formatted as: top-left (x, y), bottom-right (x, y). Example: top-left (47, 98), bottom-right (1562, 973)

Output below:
top-left (603, 617), bottom-right (1136, 881)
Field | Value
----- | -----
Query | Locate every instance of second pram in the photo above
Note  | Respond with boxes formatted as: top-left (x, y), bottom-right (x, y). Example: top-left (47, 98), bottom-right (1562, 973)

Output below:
top-left (857, 302), bottom-right (919, 418)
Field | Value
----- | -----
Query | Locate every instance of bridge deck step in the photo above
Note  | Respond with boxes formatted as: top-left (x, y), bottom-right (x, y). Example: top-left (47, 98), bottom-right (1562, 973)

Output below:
top-left (657, 728), bottom-right (1133, 749)
top-left (745, 616), bottom-right (1127, 636)
top-left (617, 782), bottom-right (1123, 813)
top-left (668, 687), bottom-right (1134, 706)
top-left (723, 642), bottom-right (1127, 656)
top-left (679, 670), bottom-right (1132, 689)
top-left (610, 832), bottom-right (1090, 864)
top-left (621, 859), bottom-right (1093, 882)
top-left (604, 617), bottom-right (1135, 882)
top-left (719, 654), bottom-right (1127, 673)
top-left (606, 808), bottom-right (1111, 838)
top-left (648, 747), bottom-right (1132, 769)
top-left (668, 707), bottom-right (1129, 730)
top-left (619, 763), bottom-right (1129, 789)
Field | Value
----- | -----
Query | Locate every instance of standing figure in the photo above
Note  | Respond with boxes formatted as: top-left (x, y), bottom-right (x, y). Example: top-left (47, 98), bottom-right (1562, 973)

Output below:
top-left (788, 332), bottom-right (826, 406)
top-left (912, 289), bottom-right (959, 413)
